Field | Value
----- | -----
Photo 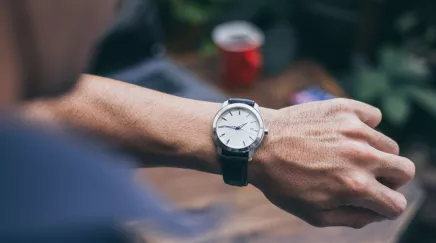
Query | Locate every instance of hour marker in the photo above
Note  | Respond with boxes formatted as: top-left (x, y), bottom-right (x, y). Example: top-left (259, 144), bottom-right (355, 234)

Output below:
top-left (239, 110), bottom-right (241, 115)
top-left (250, 128), bottom-right (259, 132)
top-left (220, 133), bottom-right (225, 137)
top-left (250, 121), bottom-right (257, 123)
top-left (229, 111), bottom-right (233, 116)
top-left (249, 136), bottom-right (254, 140)
top-left (243, 141), bottom-right (246, 146)
top-left (222, 117), bottom-right (227, 121)
top-left (226, 139), bottom-right (230, 144)
top-left (246, 114), bottom-right (250, 118)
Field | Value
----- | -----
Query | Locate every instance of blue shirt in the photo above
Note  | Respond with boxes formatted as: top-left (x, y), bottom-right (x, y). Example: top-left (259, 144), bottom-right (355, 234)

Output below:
top-left (0, 119), bottom-right (223, 243)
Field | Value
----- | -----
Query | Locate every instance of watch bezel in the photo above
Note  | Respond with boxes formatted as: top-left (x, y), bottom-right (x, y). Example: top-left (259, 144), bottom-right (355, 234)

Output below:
top-left (212, 103), bottom-right (265, 153)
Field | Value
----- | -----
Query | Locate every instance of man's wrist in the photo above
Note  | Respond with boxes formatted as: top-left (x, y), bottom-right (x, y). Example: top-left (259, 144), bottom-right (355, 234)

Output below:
top-left (189, 103), bottom-right (277, 179)
top-left (247, 107), bottom-right (277, 187)
top-left (177, 101), bottom-right (222, 174)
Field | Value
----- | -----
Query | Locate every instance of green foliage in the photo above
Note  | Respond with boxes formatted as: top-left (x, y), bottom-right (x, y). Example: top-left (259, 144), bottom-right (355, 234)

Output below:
top-left (395, 11), bottom-right (436, 55)
top-left (381, 92), bottom-right (410, 127)
top-left (198, 39), bottom-right (217, 57)
top-left (169, 0), bottom-right (230, 26)
top-left (160, 0), bottom-right (295, 60)
top-left (353, 45), bottom-right (436, 127)
top-left (395, 12), bottom-right (419, 34)
top-left (408, 87), bottom-right (436, 117)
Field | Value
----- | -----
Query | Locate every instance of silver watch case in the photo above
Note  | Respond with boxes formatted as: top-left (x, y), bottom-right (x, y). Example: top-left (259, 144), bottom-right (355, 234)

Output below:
top-left (212, 101), bottom-right (267, 159)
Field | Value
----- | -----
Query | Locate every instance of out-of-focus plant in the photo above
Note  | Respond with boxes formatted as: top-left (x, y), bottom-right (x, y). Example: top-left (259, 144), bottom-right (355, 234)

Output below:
top-left (158, 0), bottom-right (297, 65)
top-left (395, 10), bottom-right (436, 64)
top-left (156, 0), bottom-right (231, 55)
top-left (354, 45), bottom-right (436, 127)
top-left (168, 0), bottom-right (230, 26)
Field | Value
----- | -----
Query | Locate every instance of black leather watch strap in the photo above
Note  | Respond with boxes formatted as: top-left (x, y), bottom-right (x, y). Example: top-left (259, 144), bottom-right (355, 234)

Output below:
top-left (227, 98), bottom-right (255, 107)
top-left (220, 150), bottom-right (249, 187)
top-left (219, 98), bottom-right (255, 187)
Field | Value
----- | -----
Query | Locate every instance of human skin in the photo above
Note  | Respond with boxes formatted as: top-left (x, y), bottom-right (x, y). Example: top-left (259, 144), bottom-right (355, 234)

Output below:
top-left (23, 74), bottom-right (415, 229)
top-left (0, 0), bottom-right (414, 230)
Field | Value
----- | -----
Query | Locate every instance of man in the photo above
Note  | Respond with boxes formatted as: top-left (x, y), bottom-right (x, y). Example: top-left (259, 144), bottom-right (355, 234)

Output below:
top-left (0, 0), bottom-right (414, 241)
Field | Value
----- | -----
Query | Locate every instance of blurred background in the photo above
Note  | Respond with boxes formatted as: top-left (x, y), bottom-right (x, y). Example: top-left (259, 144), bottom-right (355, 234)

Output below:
top-left (87, 0), bottom-right (436, 242)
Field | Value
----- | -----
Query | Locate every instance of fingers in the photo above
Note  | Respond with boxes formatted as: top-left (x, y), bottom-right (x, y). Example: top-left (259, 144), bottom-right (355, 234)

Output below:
top-left (345, 177), bottom-right (407, 219)
top-left (336, 134), bottom-right (413, 219)
top-left (339, 116), bottom-right (414, 187)
top-left (340, 118), bottom-right (399, 155)
top-left (312, 207), bottom-right (385, 229)
top-left (352, 102), bottom-right (382, 128)
top-left (332, 98), bottom-right (382, 128)
top-left (373, 150), bottom-right (415, 188)
top-left (365, 128), bottom-right (399, 155)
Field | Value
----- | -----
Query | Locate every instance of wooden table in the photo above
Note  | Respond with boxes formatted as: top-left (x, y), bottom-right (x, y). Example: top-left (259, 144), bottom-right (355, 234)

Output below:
top-left (140, 53), bottom-right (424, 243)
top-left (140, 168), bottom-right (422, 243)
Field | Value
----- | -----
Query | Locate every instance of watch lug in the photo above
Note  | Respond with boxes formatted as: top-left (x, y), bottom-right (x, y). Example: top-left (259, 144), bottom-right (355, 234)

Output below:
top-left (248, 150), bottom-right (255, 159)
top-left (222, 100), bottom-right (229, 108)
top-left (216, 147), bottom-right (223, 156)
top-left (254, 103), bottom-right (260, 111)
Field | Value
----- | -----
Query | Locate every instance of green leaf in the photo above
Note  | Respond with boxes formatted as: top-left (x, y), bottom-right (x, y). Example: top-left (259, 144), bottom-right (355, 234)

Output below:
top-left (378, 45), bottom-right (429, 84)
top-left (379, 45), bottom-right (403, 72)
top-left (408, 87), bottom-right (436, 117)
top-left (199, 39), bottom-right (217, 57)
top-left (172, 1), bottom-right (210, 24)
top-left (395, 12), bottom-right (419, 34)
top-left (381, 93), bottom-right (411, 127)
top-left (353, 68), bottom-right (390, 103)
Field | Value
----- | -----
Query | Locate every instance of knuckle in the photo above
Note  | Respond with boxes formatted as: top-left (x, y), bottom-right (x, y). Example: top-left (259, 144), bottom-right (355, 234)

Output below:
top-left (375, 132), bottom-right (400, 155)
top-left (389, 139), bottom-right (400, 155)
top-left (339, 118), bottom-right (366, 136)
top-left (342, 142), bottom-right (374, 161)
top-left (331, 98), bottom-right (352, 113)
top-left (341, 173), bottom-right (370, 196)
top-left (341, 143), bottom-right (361, 157)
top-left (373, 107), bottom-right (382, 119)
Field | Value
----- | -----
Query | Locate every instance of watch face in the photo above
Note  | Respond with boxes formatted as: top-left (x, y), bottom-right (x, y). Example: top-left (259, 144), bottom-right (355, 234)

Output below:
top-left (216, 106), bottom-right (262, 149)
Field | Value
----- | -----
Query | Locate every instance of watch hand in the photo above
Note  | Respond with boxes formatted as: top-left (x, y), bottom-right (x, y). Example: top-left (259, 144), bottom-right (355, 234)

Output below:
top-left (218, 125), bottom-right (238, 129)
top-left (238, 123), bottom-right (248, 129)
top-left (235, 123), bottom-right (248, 130)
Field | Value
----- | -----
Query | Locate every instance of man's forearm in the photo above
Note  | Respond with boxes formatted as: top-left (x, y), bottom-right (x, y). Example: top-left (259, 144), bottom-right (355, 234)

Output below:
top-left (22, 74), bottom-right (416, 228)
top-left (23, 74), bottom-right (224, 173)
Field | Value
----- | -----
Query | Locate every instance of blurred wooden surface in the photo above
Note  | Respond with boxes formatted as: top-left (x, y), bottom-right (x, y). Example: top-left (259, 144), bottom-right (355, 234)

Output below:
top-left (141, 168), bottom-right (422, 243)
top-left (141, 53), bottom-right (424, 242)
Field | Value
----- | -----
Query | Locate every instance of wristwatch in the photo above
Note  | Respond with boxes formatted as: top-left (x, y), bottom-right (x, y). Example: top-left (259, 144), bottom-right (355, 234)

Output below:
top-left (212, 98), bottom-right (268, 186)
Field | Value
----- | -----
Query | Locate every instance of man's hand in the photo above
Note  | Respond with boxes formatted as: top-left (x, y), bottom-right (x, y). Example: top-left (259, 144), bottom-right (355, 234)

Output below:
top-left (23, 76), bottom-right (414, 229)
top-left (251, 98), bottom-right (415, 229)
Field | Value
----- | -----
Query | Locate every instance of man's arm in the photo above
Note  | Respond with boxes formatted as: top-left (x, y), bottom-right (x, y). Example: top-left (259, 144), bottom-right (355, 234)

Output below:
top-left (23, 74), bottom-right (415, 228)
top-left (23, 74), bottom-right (229, 174)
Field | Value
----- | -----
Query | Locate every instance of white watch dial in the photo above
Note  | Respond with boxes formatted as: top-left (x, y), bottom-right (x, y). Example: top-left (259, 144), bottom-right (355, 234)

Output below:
top-left (216, 107), bottom-right (261, 149)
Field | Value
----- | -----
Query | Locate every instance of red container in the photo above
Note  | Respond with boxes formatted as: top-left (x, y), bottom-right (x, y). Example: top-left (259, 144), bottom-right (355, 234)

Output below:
top-left (212, 21), bottom-right (264, 88)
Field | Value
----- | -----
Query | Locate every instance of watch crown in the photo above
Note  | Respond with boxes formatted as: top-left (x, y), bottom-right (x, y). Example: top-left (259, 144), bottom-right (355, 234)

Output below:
top-left (264, 129), bottom-right (269, 135)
